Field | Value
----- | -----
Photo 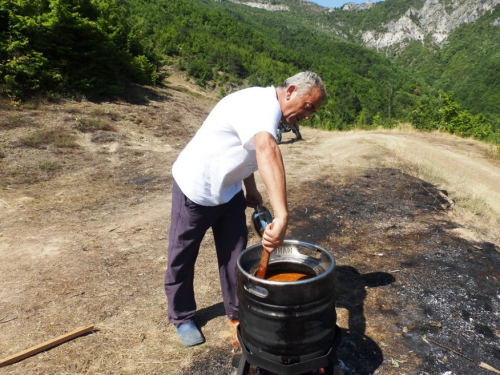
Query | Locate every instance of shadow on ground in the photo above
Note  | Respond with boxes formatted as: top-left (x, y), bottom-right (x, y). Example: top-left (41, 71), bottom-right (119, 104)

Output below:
top-left (335, 266), bottom-right (395, 374)
top-left (196, 302), bottom-right (226, 328)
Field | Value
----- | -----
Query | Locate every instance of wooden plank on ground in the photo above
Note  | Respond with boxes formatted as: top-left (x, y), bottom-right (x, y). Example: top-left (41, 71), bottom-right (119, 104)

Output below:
top-left (0, 325), bottom-right (94, 367)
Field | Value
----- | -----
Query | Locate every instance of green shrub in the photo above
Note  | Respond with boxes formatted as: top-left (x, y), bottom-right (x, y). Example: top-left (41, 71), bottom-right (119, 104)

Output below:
top-left (0, 0), bottom-right (161, 99)
top-left (440, 92), bottom-right (492, 140)
top-left (131, 55), bottom-right (161, 85)
top-left (187, 59), bottom-right (211, 86)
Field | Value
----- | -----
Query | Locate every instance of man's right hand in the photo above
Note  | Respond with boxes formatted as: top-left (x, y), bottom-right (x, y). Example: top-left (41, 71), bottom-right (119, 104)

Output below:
top-left (262, 217), bottom-right (287, 253)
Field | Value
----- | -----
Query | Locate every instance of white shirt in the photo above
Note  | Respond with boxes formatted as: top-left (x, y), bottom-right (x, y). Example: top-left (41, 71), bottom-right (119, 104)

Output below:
top-left (172, 86), bottom-right (281, 206)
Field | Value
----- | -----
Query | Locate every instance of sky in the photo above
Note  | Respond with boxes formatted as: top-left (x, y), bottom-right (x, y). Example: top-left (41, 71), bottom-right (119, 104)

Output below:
top-left (308, 0), bottom-right (384, 8)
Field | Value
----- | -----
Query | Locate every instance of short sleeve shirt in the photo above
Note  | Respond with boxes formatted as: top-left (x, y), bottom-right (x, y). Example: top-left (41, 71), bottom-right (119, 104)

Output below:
top-left (172, 86), bottom-right (281, 206)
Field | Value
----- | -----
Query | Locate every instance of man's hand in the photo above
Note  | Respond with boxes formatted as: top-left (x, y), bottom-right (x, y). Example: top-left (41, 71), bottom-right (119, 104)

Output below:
top-left (245, 190), bottom-right (262, 208)
top-left (262, 217), bottom-right (287, 253)
top-left (243, 174), bottom-right (263, 208)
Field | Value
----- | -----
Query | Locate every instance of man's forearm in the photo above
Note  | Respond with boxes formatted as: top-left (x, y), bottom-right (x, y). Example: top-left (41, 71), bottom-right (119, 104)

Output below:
top-left (243, 173), bottom-right (263, 208)
top-left (243, 174), bottom-right (258, 194)
top-left (254, 132), bottom-right (288, 221)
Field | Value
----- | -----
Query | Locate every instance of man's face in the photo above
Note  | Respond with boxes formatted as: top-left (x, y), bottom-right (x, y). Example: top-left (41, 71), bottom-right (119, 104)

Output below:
top-left (281, 85), bottom-right (324, 125)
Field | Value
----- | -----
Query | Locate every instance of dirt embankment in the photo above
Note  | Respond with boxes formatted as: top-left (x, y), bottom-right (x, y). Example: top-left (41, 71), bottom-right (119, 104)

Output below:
top-left (1, 78), bottom-right (499, 375)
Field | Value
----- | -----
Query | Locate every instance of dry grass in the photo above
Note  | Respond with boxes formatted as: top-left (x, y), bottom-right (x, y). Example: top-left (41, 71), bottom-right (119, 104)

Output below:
top-left (75, 117), bottom-right (117, 133)
top-left (487, 143), bottom-right (500, 160)
top-left (88, 107), bottom-right (122, 121)
top-left (391, 123), bottom-right (500, 163)
top-left (388, 133), bottom-right (500, 243)
top-left (389, 122), bottom-right (418, 133)
top-left (0, 114), bottom-right (39, 130)
top-left (18, 127), bottom-right (79, 149)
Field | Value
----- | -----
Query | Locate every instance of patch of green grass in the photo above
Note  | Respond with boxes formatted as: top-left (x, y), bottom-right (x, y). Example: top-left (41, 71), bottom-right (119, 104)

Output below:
top-left (65, 106), bottom-right (82, 115)
top-left (38, 161), bottom-right (60, 172)
top-left (170, 85), bottom-right (213, 102)
top-left (89, 108), bottom-right (121, 121)
top-left (76, 117), bottom-right (116, 133)
top-left (19, 128), bottom-right (79, 148)
top-left (0, 114), bottom-right (38, 130)
top-left (22, 95), bottom-right (47, 109)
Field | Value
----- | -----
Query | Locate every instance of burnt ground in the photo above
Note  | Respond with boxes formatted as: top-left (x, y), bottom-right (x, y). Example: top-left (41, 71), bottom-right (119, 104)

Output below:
top-left (288, 169), bottom-right (500, 375)
top-left (1, 74), bottom-right (500, 375)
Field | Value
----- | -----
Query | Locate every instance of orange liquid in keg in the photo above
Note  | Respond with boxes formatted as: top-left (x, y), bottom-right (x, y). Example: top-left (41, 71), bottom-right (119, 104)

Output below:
top-left (266, 272), bottom-right (311, 282)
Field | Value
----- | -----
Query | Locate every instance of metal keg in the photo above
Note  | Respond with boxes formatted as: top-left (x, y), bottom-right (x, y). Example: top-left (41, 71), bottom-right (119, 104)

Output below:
top-left (237, 240), bottom-right (337, 364)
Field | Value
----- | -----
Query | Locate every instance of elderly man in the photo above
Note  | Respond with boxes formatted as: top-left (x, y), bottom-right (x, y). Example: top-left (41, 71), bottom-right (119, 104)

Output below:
top-left (164, 71), bottom-right (326, 346)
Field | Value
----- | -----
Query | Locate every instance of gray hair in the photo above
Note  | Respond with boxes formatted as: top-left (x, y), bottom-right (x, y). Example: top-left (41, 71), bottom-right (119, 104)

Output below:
top-left (279, 71), bottom-right (326, 100)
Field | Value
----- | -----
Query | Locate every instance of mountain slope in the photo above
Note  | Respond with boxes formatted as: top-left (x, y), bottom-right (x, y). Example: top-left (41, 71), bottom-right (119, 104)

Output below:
top-left (322, 0), bottom-right (500, 119)
top-left (219, 0), bottom-right (500, 122)
top-left (123, 0), bottom-right (415, 126)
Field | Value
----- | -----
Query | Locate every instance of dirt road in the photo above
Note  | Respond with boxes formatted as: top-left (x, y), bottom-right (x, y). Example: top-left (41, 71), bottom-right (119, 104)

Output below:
top-left (1, 80), bottom-right (499, 374)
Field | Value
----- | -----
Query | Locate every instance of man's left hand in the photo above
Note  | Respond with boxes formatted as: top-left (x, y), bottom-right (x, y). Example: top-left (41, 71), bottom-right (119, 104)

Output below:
top-left (245, 189), bottom-right (263, 209)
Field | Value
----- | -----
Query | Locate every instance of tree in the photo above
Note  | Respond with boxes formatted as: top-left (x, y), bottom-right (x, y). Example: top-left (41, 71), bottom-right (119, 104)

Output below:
top-left (0, 0), bottom-right (160, 98)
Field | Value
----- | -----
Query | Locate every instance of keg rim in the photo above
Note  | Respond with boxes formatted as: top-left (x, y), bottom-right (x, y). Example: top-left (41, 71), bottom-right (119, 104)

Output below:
top-left (237, 239), bottom-right (335, 285)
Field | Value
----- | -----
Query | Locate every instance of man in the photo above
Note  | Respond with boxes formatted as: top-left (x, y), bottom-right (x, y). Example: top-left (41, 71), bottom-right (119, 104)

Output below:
top-left (164, 71), bottom-right (326, 346)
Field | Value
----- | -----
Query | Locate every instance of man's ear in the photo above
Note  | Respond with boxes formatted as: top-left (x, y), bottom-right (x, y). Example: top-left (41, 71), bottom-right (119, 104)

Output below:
top-left (286, 85), bottom-right (296, 100)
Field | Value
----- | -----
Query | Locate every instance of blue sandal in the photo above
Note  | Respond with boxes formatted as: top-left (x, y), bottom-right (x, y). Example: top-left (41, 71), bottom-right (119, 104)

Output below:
top-left (176, 321), bottom-right (205, 346)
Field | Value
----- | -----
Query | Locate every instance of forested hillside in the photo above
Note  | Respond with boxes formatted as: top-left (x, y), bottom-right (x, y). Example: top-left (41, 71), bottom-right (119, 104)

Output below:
top-left (122, 0), bottom-right (418, 129)
top-left (1, 0), bottom-right (498, 143)
top-left (0, 0), bottom-right (164, 97)
top-left (318, 0), bottom-right (500, 122)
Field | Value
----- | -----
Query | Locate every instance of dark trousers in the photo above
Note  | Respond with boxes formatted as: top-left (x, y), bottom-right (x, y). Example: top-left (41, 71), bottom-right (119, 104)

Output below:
top-left (164, 180), bottom-right (248, 326)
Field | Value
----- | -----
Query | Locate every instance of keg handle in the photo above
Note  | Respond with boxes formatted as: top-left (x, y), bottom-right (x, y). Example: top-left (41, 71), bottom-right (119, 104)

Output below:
top-left (243, 283), bottom-right (269, 298)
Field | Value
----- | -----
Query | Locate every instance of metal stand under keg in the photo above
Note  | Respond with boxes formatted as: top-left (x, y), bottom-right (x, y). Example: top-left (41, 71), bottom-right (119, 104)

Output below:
top-left (236, 325), bottom-right (343, 375)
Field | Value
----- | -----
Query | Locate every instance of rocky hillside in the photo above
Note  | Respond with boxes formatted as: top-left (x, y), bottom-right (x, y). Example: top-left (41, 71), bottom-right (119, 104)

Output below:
top-left (359, 0), bottom-right (500, 51)
top-left (232, 0), bottom-right (500, 50)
